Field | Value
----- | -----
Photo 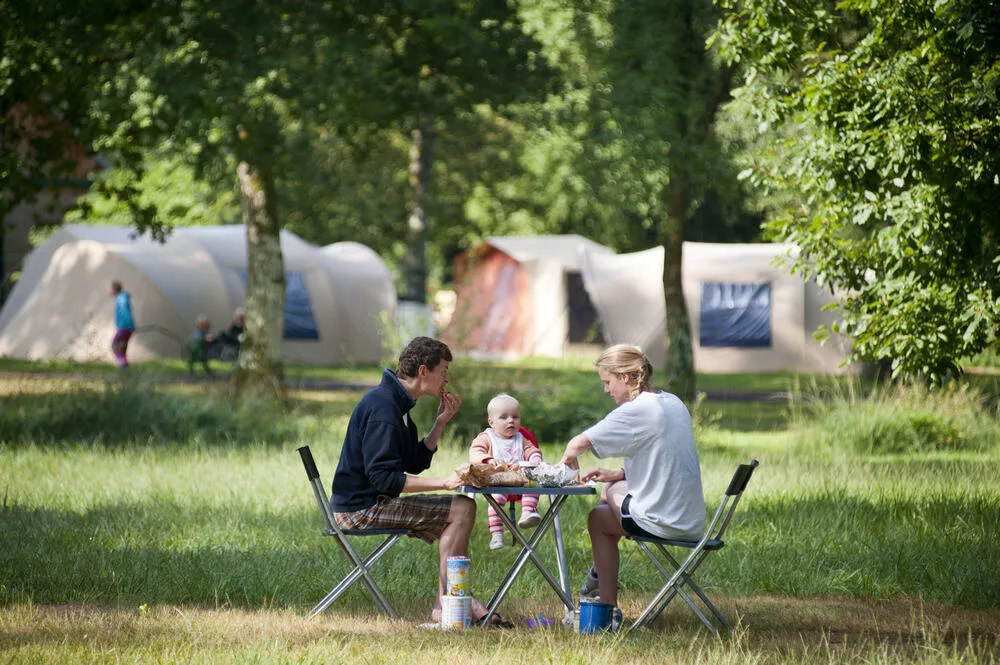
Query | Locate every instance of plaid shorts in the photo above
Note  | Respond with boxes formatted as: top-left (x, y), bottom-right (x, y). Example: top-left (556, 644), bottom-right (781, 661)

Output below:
top-left (334, 494), bottom-right (454, 543)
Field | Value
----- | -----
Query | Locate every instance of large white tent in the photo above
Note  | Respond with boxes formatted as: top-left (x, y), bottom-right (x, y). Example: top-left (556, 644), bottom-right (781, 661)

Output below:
top-left (0, 225), bottom-right (396, 364)
top-left (580, 242), bottom-right (854, 374)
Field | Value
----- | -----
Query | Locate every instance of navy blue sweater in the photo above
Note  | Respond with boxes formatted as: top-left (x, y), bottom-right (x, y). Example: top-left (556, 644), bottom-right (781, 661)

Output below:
top-left (330, 369), bottom-right (436, 512)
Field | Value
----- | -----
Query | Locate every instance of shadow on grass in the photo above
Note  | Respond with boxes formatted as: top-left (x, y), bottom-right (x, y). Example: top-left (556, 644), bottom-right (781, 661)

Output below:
top-left (2, 489), bottom-right (999, 616)
top-left (0, 498), bottom-right (594, 617)
top-left (693, 490), bottom-right (1000, 611)
top-left (0, 500), bottom-right (434, 614)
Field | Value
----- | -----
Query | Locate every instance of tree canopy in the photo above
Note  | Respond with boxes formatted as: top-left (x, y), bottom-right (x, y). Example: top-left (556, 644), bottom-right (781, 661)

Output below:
top-left (5, 0), bottom-right (776, 394)
top-left (715, 0), bottom-right (1000, 382)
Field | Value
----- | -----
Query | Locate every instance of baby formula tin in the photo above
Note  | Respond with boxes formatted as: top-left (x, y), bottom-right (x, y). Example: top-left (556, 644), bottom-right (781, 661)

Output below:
top-left (446, 555), bottom-right (471, 596)
top-left (440, 595), bottom-right (472, 629)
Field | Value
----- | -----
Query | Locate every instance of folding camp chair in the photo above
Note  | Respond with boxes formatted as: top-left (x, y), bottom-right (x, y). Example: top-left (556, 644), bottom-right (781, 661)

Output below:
top-left (628, 459), bottom-right (759, 632)
top-left (297, 445), bottom-right (408, 619)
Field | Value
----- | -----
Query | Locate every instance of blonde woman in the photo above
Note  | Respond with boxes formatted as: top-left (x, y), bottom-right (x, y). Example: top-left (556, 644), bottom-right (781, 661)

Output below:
top-left (560, 344), bottom-right (706, 616)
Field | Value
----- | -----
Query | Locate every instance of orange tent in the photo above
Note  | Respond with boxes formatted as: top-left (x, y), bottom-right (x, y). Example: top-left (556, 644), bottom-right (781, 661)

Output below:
top-left (443, 235), bottom-right (612, 357)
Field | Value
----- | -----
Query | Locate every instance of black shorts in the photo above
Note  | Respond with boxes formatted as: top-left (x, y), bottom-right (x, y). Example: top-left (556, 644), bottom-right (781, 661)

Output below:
top-left (619, 494), bottom-right (661, 539)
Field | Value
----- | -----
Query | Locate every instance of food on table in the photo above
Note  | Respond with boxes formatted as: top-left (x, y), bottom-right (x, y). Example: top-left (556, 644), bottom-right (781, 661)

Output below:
top-left (524, 462), bottom-right (578, 487)
top-left (454, 462), bottom-right (529, 488)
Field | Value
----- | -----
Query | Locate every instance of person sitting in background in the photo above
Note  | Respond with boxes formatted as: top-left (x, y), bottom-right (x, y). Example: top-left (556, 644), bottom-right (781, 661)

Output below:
top-left (187, 314), bottom-right (216, 375)
top-left (214, 307), bottom-right (245, 360)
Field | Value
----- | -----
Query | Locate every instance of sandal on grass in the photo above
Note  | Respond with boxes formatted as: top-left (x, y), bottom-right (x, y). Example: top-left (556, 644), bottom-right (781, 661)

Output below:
top-left (478, 613), bottom-right (514, 629)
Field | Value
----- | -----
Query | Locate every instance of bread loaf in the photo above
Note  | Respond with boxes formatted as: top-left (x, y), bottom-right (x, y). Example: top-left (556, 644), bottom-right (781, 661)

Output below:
top-left (455, 462), bottom-right (528, 488)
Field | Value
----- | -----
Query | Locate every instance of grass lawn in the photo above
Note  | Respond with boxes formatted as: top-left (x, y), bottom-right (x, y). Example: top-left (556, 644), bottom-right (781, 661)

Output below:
top-left (1, 367), bottom-right (999, 664)
top-left (3, 598), bottom-right (998, 665)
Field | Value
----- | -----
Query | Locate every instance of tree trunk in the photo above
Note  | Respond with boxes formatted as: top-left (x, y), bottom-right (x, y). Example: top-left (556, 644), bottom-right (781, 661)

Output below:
top-left (233, 160), bottom-right (286, 400)
top-left (662, 175), bottom-right (695, 403)
top-left (401, 120), bottom-right (435, 303)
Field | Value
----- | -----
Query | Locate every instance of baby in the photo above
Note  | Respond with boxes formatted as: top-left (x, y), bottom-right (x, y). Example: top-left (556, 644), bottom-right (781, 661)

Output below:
top-left (469, 393), bottom-right (543, 550)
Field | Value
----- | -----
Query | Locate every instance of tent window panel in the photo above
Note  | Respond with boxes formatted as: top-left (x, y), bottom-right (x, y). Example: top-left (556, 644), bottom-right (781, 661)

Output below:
top-left (699, 282), bottom-right (771, 348)
top-left (239, 270), bottom-right (320, 340)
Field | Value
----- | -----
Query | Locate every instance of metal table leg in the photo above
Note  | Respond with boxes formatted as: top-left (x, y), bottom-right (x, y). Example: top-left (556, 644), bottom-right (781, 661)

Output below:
top-left (550, 495), bottom-right (573, 615)
top-left (479, 493), bottom-right (576, 625)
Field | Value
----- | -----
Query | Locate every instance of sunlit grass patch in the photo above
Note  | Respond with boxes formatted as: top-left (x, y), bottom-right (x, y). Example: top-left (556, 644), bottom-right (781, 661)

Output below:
top-left (791, 380), bottom-right (999, 455)
top-left (0, 377), bottom-right (355, 448)
top-left (0, 375), bottom-right (108, 396)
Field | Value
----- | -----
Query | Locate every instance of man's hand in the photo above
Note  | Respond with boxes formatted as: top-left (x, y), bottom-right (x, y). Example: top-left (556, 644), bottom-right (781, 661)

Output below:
top-left (441, 471), bottom-right (463, 491)
top-left (403, 472), bottom-right (463, 493)
top-left (436, 390), bottom-right (462, 423)
top-left (580, 467), bottom-right (624, 483)
top-left (423, 391), bottom-right (462, 452)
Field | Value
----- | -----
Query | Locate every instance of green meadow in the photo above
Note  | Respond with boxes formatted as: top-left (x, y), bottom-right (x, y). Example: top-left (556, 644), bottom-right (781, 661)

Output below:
top-left (1, 363), bottom-right (998, 664)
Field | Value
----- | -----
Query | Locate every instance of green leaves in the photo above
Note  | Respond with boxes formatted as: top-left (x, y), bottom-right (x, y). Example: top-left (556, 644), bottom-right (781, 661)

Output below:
top-left (716, 0), bottom-right (1000, 383)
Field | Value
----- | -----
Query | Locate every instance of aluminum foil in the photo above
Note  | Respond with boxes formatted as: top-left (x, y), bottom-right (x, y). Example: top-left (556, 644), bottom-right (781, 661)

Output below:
top-left (524, 462), bottom-right (578, 487)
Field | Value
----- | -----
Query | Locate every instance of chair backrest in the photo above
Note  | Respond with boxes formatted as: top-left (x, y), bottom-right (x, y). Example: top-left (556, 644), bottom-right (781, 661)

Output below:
top-left (705, 459), bottom-right (759, 542)
top-left (297, 445), bottom-right (342, 535)
top-left (726, 460), bottom-right (758, 496)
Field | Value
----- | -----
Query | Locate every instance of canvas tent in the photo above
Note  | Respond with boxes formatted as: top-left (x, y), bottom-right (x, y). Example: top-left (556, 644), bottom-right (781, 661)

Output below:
top-left (442, 235), bottom-right (613, 357)
top-left (579, 242), bottom-right (854, 374)
top-left (0, 225), bottom-right (395, 364)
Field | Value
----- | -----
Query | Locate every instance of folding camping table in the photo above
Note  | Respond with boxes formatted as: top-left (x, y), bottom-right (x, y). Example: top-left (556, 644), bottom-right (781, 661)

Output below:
top-left (462, 484), bottom-right (596, 626)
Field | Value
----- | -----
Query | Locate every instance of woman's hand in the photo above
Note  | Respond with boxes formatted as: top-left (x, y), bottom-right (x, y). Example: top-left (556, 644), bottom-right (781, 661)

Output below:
top-left (560, 454), bottom-right (579, 471)
top-left (580, 467), bottom-right (624, 483)
top-left (559, 433), bottom-right (592, 472)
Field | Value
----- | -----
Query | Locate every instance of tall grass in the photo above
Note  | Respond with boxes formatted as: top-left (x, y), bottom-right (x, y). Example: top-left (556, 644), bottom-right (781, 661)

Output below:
top-left (414, 363), bottom-right (793, 444)
top-left (2, 411), bottom-right (998, 611)
top-left (790, 380), bottom-right (999, 455)
top-left (0, 377), bottom-right (348, 447)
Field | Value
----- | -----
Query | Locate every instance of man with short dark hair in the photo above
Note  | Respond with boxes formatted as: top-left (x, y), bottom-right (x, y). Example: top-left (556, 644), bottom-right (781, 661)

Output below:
top-left (331, 336), bottom-right (505, 625)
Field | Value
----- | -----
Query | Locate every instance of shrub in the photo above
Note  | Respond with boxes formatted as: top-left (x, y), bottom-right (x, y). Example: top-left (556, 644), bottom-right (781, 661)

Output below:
top-left (0, 380), bottom-right (306, 447)
top-left (793, 380), bottom-right (997, 455)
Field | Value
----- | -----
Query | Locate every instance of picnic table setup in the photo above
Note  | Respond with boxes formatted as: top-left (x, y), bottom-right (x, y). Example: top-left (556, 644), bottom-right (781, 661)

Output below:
top-left (456, 461), bottom-right (596, 627)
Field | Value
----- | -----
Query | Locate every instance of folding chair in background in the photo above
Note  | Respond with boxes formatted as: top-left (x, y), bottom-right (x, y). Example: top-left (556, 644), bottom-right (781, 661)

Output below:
top-left (628, 459), bottom-right (759, 632)
top-left (297, 445), bottom-right (407, 619)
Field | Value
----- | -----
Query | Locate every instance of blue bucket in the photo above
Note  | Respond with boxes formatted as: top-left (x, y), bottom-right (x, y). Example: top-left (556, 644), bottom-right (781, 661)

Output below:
top-left (578, 600), bottom-right (622, 633)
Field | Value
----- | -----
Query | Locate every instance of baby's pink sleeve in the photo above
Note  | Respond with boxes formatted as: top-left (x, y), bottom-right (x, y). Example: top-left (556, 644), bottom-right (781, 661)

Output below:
top-left (470, 431), bottom-right (494, 464)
